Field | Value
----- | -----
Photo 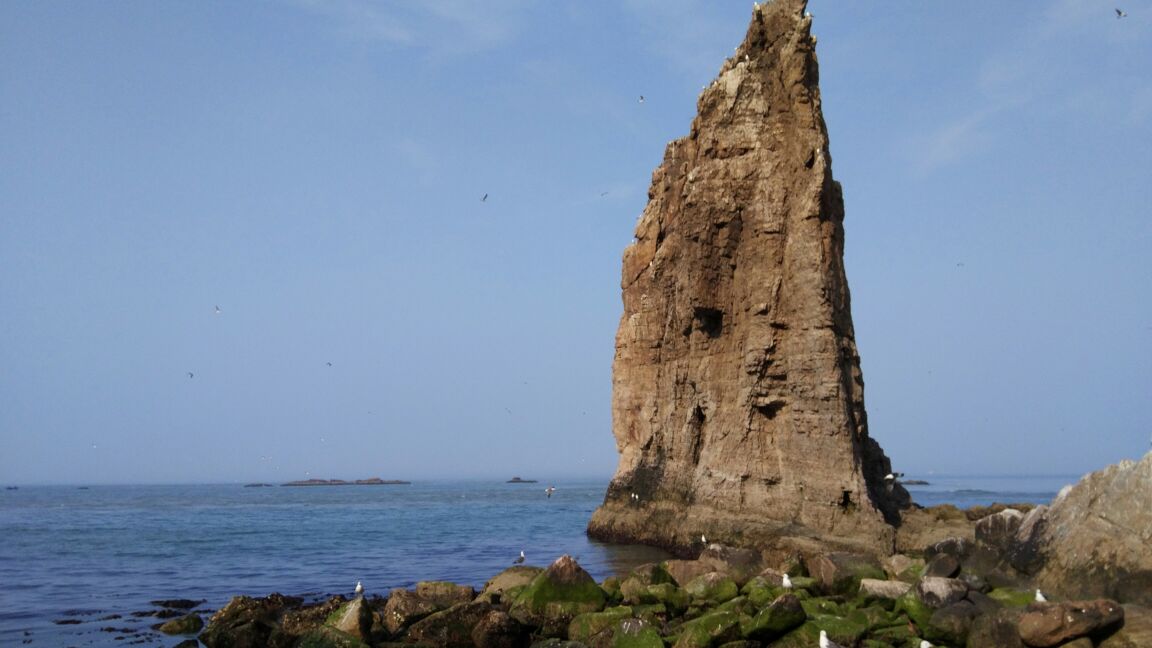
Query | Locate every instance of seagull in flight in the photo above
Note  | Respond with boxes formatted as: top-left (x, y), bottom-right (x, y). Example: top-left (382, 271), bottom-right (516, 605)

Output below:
top-left (326, 362), bottom-right (332, 367)
top-left (1116, 8), bottom-right (1128, 18)
top-left (545, 486), bottom-right (556, 498)
top-left (481, 193), bottom-right (488, 202)
top-left (638, 95), bottom-right (645, 104)
top-left (187, 372), bottom-right (194, 379)
top-left (513, 550), bottom-right (525, 565)
top-left (214, 305), bottom-right (222, 314)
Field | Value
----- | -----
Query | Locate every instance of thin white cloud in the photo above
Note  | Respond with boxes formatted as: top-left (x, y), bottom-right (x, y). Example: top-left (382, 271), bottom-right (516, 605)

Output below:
top-left (288, 0), bottom-right (532, 58)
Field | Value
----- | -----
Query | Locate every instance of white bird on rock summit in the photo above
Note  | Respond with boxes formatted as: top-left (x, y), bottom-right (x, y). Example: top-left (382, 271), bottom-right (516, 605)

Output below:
top-left (920, 640), bottom-right (934, 648)
top-left (514, 550), bottom-right (525, 565)
top-left (354, 581), bottom-right (363, 597)
top-left (819, 630), bottom-right (847, 648)
top-left (1035, 588), bottom-right (1047, 602)
top-left (782, 574), bottom-right (793, 589)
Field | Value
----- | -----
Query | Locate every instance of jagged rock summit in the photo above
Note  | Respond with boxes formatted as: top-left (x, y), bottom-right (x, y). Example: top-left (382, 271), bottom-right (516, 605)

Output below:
top-left (588, 0), bottom-right (909, 557)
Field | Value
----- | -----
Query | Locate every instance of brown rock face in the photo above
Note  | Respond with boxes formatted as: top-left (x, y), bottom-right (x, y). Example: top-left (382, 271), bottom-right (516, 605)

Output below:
top-left (587, 0), bottom-right (907, 556)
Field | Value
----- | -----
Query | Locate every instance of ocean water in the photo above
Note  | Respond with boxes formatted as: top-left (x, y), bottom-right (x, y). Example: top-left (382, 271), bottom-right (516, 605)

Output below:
top-left (0, 475), bottom-right (1071, 647)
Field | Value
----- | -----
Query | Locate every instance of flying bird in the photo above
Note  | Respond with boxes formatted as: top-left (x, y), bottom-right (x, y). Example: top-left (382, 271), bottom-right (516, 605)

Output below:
top-left (355, 581), bottom-right (363, 598)
top-left (214, 305), bottom-right (221, 314)
top-left (513, 550), bottom-right (525, 564)
top-left (1116, 8), bottom-right (1128, 18)
top-left (638, 95), bottom-right (645, 103)
top-left (326, 362), bottom-right (332, 367)
top-left (545, 486), bottom-right (556, 498)
top-left (481, 193), bottom-right (488, 202)
top-left (187, 372), bottom-right (194, 378)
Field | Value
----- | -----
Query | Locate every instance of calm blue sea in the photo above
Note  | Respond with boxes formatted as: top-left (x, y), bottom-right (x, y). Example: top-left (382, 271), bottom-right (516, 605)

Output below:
top-left (0, 476), bottom-right (1073, 647)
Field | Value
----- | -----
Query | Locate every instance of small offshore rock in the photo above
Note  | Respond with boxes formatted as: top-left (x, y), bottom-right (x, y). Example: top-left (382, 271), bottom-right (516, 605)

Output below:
top-left (1017, 599), bottom-right (1124, 647)
top-left (151, 599), bottom-right (205, 610)
top-left (158, 613), bottom-right (204, 635)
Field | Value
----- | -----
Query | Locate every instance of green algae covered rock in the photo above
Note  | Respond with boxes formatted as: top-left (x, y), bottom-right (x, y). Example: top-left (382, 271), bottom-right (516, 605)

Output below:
top-left (684, 573), bottom-right (739, 605)
top-left (894, 589), bottom-right (934, 628)
top-left (741, 593), bottom-right (806, 642)
top-left (670, 609), bottom-right (742, 648)
top-left (646, 583), bottom-right (689, 616)
top-left (296, 626), bottom-right (372, 648)
top-left (325, 597), bottom-right (372, 640)
top-left (159, 613), bottom-right (204, 635)
top-left (800, 597), bottom-right (846, 618)
top-left (510, 555), bottom-right (607, 637)
top-left (568, 606), bottom-right (635, 644)
top-left (612, 618), bottom-right (664, 648)
top-left (478, 566), bottom-right (544, 604)
top-left (405, 601), bottom-right (493, 647)
top-left (987, 587), bottom-right (1036, 608)
top-left (620, 563), bottom-right (676, 605)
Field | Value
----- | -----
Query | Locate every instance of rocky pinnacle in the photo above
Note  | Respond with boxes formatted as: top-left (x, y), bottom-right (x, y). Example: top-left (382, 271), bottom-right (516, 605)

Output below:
top-left (588, 0), bottom-right (909, 556)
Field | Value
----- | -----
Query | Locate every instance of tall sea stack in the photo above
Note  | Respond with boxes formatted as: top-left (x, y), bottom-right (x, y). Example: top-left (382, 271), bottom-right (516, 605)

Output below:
top-left (588, 0), bottom-right (909, 556)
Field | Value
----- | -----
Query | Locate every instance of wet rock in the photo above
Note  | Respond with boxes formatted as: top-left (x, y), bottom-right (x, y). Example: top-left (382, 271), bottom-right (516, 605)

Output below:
top-left (471, 609), bottom-right (529, 648)
top-left (1097, 604), bottom-right (1152, 648)
top-left (1017, 599), bottom-right (1124, 647)
top-left (613, 618), bottom-right (664, 648)
top-left (199, 593), bottom-right (302, 648)
top-left (858, 578), bottom-right (911, 600)
top-left (173, 640), bottom-right (200, 648)
top-left (741, 593), bottom-right (806, 642)
top-left (151, 599), bottom-right (205, 610)
top-left (567, 606), bottom-right (634, 644)
top-left (808, 552), bottom-right (885, 595)
top-left (406, 601), bottom-right (494, 648)
top-left (158, 613), bottom-right (204, 635)
top-left (882, 554), bottom-right (924, 583)
top-left (1007, 505), bottom-right (1049, 575)
top-left (620, 563), bottom-right (676, 604)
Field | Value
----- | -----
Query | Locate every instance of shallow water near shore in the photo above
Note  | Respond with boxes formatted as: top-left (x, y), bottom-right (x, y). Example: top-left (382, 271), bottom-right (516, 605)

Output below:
top-left (0, 475), bottom-right (1070, 646)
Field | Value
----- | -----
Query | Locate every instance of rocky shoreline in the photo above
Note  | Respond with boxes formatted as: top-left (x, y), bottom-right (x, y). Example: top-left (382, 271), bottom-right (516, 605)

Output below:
top-left (162, 536), bottom-right (1148, 648)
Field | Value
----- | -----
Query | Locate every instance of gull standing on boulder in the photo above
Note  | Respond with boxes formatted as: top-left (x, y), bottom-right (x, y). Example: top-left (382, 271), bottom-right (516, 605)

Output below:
top-left (354, 581), bottom-right (363, 598)
top-left (819, 630), bottom-right (847, 648)
top-left (514, 550), bottom-right (525, 565)
top-left (782, 574), bottom-right (793, 589)
top-left (1035, 588), bottom-right (1047, 602)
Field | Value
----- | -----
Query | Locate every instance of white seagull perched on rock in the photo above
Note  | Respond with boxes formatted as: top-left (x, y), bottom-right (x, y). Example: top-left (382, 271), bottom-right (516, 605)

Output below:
top-left (920, 640), bottom-right (933, 648)
top-left (819, 630), bottom-right (847, 648)
top-left (354, 581), bottom-right (363, 598)
top-left (514, 550), bottom-right (525, 565)
top-left (1035, 588), bottom-right (1047, 602)
top-left (782, 574), bottom-right (793, 589)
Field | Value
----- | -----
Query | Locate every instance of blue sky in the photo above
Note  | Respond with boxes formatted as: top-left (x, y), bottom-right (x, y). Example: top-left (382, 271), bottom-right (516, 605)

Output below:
top-left (2, 1), bottom-right (1149, 485)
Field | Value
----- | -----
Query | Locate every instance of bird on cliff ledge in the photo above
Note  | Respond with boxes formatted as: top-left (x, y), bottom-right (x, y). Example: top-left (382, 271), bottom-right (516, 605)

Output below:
top-left (782, 574), bottom-right (793, 589)
top-left (514, 550), bottom-right (525, 565)
top-left (354, 581), bottom-right (363, 598)
top-left (1035, 588), bottom-right (1048, 602)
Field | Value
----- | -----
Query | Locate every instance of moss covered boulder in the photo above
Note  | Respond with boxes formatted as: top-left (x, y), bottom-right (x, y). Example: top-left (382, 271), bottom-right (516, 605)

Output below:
top-left (612, 618), bottom-right (664, 648)
top-left (741, 593), bottom-right (806, 642)
top-left (296, 626), bottom-right (372, 648)
top-left (159, 613), bottom-right (204, 635)
top-left (987, 587), bottom-right (1037, 608)
top-left (568, 606), bottom-right (635, 644)
top-left (684, 572), bottom-right (739, 605)
top-left (620, 563), bottom-right (675, 604)
top-left (405, 601), bottom-right (494, 647)
top-left (670, 609), bottom-right (742, 648)
top-left (478, 566), bottom-right (545, 604)
top-left (325, 597), bottom-right (372, 641)
top-left (510, 555), bottom-right (607, 637)
top-left (808, 552), bottom-right (886, 596)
